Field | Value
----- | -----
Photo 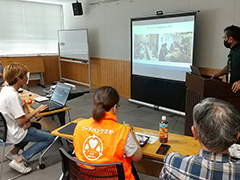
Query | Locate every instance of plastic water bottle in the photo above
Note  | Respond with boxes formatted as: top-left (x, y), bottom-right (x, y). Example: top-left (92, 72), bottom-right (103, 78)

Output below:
top-left (159, 115), bottom-right (168, 143)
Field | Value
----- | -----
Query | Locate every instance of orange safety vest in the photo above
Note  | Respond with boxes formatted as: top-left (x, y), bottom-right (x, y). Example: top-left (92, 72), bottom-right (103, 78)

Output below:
top-left (73, 112), bottom-right (135, 180)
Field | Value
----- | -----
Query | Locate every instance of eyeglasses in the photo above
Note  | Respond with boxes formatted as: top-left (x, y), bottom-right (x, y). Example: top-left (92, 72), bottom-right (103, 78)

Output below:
top-left (116, 104), bottom-right (120, 108)
top-left (222, 35), bottom-right (228, 39)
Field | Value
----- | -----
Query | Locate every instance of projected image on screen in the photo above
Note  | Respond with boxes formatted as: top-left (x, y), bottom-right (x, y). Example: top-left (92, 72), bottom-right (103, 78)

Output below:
top-left (134, 32), bottom-right (192, 63)
top-left (132, 15), bottom-right (195, 82)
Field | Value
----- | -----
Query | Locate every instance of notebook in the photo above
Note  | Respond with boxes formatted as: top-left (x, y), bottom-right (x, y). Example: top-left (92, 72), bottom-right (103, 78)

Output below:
top-left (58, 122), bottom-right (77, 135)
top-left (30, 82), bottom-right (71, 112)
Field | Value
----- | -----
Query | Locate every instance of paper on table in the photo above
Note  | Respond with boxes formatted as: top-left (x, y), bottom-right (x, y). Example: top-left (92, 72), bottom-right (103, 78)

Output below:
top-left (135, 132), bottom-right (158, 144)
top-left (34, 96), bottom-right (49, 102)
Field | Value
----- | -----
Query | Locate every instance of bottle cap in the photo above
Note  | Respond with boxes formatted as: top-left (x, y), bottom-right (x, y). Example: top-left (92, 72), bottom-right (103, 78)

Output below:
top-left (162, 115), bottom-right (166, 121)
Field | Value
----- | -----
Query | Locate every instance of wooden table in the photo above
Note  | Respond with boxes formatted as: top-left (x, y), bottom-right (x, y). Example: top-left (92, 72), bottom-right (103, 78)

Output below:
top-left (132, 127), bottom-right (200, 177)
top-left (20, 89), bottom-right (71, 125)
top-left (52, 118), bottom-right (200, 177)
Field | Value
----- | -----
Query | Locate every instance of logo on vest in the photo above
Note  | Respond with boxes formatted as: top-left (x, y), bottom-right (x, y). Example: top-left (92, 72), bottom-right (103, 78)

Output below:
top-left (83, 134), bottom-right (103, 161)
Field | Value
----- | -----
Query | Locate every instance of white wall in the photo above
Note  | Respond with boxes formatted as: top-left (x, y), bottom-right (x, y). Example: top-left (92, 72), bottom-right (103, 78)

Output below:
top-left (62, 0), bottom-right (240, 69)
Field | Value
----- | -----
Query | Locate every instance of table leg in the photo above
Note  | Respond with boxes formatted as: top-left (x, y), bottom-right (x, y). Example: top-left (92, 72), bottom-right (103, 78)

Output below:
top-left (57, 112), bottom-right (66, 126)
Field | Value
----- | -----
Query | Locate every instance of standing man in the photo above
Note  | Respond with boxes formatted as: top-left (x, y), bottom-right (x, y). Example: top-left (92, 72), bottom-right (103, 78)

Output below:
top-left (159, 98), bottom-right (240, 179)
top-left (212, 25), bottom-right (240, 92)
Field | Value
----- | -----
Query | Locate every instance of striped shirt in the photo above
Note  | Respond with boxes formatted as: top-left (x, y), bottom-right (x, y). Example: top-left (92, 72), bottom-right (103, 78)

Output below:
top-left (124, 131), bottom-right (138, 157)
top-left (159, 149), bottom-right (240, 180)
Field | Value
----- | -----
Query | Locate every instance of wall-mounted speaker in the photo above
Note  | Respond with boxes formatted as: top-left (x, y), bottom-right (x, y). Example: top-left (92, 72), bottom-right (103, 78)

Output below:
top-left (72, 2), bottom-right (83, 16)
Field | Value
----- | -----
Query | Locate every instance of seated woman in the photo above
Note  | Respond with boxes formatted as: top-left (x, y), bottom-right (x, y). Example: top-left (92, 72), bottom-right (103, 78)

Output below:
top-left (0, 63), bottom-right (54, 174)
top-left (73, 86), bottom-right (142, 180)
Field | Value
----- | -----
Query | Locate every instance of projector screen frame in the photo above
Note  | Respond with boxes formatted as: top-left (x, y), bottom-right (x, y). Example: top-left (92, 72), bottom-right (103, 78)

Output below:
top-left (130, 12), bottom-right (197, 114)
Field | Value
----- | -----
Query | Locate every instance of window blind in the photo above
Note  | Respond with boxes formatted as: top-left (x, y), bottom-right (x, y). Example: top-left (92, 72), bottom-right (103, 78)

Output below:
top-left (0, 0), bottom-right (63, 56)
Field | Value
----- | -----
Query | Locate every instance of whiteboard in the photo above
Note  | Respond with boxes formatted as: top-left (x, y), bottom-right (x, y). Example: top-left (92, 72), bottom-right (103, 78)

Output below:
top-left (58, 29), bottom-right (89, 60)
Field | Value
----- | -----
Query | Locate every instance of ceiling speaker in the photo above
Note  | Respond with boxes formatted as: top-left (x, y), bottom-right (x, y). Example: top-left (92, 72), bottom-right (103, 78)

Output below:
top-left (72, 2), bottom-right (83, 16)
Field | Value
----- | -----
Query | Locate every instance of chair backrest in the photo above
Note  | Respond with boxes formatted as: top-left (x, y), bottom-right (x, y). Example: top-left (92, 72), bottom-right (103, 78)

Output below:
top-left (0, 112), bottom-right (7, 143)
top-left (59, 147), bottom-right (125, 180)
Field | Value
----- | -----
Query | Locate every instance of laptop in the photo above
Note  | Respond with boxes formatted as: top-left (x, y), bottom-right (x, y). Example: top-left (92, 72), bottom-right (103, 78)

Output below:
top-left (30, 82), bottom-right (71, 112)
top-left (190, 65), bottom-right (201, 77)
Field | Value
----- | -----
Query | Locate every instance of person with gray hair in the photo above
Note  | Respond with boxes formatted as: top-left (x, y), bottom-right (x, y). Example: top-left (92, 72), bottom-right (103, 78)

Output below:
top-left (159, 97), bottom-right (240, 180)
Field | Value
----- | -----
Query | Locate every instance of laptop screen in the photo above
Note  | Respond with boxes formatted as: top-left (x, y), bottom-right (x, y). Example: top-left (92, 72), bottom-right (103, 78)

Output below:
top-left (50, 82), bottom-right (71, 106)
top-left (190, 66), bottom-right (201, 77)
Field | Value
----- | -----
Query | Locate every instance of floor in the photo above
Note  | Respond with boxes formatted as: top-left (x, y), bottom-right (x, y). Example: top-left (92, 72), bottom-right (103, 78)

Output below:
top-left (0, 84), bottom-right (185, 180)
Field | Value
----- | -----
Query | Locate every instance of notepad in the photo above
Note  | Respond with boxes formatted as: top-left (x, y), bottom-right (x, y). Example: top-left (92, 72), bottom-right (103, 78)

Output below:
top-left (58, 123), bottom-right (77, 135)
top-left (135, 132), bottom-right (158, 144)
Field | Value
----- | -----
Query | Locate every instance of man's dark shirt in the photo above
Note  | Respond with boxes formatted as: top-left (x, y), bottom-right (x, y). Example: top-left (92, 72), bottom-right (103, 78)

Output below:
top-left (226, 42), bottom-right (240, 83)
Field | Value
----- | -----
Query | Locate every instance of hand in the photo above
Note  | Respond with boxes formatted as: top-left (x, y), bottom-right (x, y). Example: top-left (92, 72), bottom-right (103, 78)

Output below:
top-left (22, 121), bottom-right (31, 130)
top-left (211, 73), bottom-right (218, 79)
top-left (123, 121), bottom-right (133, 130)
top-left (37, 104), bottom-right (48, 112)
top-left (232, 80), bottom-right (240, 93)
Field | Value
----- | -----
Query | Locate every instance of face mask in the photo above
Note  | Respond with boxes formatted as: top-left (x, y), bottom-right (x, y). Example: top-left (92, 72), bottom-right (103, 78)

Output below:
top-left (224, 39), bottom-right (231, 48)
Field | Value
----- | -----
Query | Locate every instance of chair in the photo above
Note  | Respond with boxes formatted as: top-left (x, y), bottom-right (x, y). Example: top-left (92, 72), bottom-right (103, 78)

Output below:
top-left (59, 147), bottom-right (125, 180)
top-left (0, 112), bottom-right (8, 180)
top-left (0, 111), bottom-right (59, 180)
